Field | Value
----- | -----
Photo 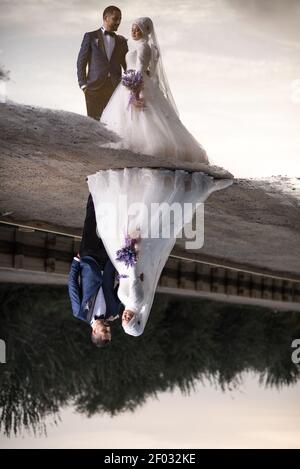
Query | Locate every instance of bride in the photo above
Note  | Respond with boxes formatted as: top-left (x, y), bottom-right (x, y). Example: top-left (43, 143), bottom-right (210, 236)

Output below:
top-left (101, 16), bottom-right (209, 163)
top-left (88, 17), bottom-right (234, 337)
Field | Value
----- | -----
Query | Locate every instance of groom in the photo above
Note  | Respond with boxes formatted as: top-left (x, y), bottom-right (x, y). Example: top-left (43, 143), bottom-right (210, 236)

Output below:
top-left (77, 5), bottom-right (128, 120)
top-left (68, 195), bottom-right (125, 347)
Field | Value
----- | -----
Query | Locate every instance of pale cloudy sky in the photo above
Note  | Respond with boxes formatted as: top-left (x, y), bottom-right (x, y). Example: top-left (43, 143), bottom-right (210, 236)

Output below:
top-left (0, 0), bottom-right (300, 177)
top-left (1, 372), bottom-right (299, 448)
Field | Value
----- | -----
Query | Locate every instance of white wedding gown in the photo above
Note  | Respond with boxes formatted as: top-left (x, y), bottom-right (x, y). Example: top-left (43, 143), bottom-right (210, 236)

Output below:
top-left (87, 168), bottom-right (233, 336)
top-left (101, 38), bottom-right (209, 164)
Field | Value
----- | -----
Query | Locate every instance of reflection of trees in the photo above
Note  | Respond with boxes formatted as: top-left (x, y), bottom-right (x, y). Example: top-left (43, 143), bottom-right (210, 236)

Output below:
top-left (0, 284), bottom-right (299, 436)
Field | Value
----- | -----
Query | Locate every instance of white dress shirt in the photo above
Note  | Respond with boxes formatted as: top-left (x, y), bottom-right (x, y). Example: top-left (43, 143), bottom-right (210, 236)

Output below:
top-left (90, 270), bottom-right (106, 325)
top-left (101, 26), bottom-right (115, 61)
top-left (90, 284), bottom-right (120, 324)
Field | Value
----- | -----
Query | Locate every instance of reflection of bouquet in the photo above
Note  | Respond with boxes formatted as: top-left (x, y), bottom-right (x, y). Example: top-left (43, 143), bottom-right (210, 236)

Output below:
top-left (115, 233), bottom-right (140, 268)
top-left (121, 70), bottom-right (144, 108)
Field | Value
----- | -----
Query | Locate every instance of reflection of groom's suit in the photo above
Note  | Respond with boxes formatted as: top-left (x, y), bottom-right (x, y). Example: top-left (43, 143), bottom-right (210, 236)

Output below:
top-left (68, 195), bottom-right (125, 325)
top-left (77, 27), bottom-right (128, 120)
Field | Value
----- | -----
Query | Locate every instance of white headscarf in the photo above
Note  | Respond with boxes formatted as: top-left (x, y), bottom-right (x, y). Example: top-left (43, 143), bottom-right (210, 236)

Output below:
top-left (133, 17), bottom-right (153, 38)
top-left (122, 311), bottom-right (143, 337)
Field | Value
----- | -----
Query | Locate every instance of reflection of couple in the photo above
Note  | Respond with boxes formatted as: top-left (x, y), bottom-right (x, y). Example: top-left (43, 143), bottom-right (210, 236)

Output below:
top-left (68, 194), bottom-right (138, 347)
top-left (69, 6), bottom-right (233, 346)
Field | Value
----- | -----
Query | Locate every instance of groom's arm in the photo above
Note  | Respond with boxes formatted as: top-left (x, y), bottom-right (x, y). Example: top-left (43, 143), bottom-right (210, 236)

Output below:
top-left (119, 36), bottom-right (128, 72)
top-left (77, 32), bottom-right (91, 89)
top-left (102, 259), bottom-right (116, 289)
top-left (68, 257), bottom-right (81, 316)
top-left (102, 259), bottom-right (122, 315)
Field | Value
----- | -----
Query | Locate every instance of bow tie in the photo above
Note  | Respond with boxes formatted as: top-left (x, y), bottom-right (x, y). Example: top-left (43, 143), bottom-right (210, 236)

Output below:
top-left (104, 30), bottom-right (115, 37)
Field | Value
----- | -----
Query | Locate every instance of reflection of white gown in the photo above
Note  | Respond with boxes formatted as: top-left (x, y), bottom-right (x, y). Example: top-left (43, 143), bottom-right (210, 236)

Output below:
top-left (87, 168), bottom-right (233, 336)
top-left (101, 38), bottom-right (209, 164)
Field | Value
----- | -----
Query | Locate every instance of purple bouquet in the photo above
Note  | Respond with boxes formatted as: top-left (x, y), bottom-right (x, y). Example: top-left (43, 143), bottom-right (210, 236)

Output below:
top-left (115, 234), bottom-right (140, 268)
top-left (122, 69), bottom-right (143, 92)
top-left (121, 70), bottom-right (144, 108)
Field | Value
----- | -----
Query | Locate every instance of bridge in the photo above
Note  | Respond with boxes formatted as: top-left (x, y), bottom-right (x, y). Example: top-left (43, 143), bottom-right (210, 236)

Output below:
top-left (1, 221), bottom-right (299, 312)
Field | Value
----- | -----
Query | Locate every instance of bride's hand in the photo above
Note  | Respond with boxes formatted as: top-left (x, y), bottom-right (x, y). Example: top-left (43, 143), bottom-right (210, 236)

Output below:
top-left (132, 89), bottom-right (145, 108)
top-left (132, 97), bottom-right (145, 108)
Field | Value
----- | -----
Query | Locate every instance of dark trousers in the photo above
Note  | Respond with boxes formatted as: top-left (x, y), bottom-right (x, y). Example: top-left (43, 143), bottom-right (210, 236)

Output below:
top-left (85, 77), bottom-right (115, 120)
top-left (79, 194), bottom-right (109, 270)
